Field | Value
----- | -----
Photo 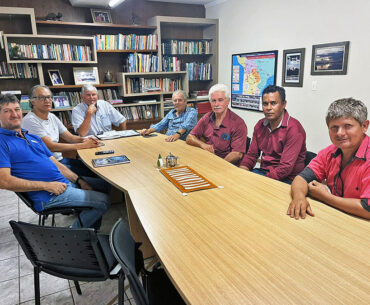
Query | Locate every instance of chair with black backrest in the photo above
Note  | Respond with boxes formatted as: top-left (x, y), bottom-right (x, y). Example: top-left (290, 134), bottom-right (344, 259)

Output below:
top-left (110, 218), bottom-right (149, 305)
top-left (246, 136), bottom-right (251, 154)
top-left (305, 151), bottom-right (317, 167)
top-left (16, 192), bottom-right (90, 227)
top-left (9, 220), bottom-right (125, 305)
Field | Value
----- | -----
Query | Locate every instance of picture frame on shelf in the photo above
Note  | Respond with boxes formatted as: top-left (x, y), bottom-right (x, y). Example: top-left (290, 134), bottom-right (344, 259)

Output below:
top-left (311, 41), bottom-right (350, 75)
top-left (91, 9), bottom-right (112, 24)
top-left (48, 70), bottom-right (64, 86)
top-left (52, 95), bottom-right (70, 109)
top-left (282, 48), bottom-right (305, 87)
top-left (73, 67), bottom-right (100, 85)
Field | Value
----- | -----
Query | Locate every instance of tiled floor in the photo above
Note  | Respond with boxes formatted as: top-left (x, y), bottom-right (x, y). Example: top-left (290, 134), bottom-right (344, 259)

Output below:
top-left (0, 189), bottom-right (137, 305)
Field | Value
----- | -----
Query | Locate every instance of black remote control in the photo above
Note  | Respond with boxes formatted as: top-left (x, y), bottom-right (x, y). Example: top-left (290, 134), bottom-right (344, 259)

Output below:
top-left (95, 150), bottom-right (114, 155)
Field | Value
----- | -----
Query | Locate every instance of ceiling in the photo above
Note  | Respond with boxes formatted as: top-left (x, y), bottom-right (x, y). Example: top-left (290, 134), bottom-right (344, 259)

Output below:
top-left (69, 0), bottom-right (216, 8)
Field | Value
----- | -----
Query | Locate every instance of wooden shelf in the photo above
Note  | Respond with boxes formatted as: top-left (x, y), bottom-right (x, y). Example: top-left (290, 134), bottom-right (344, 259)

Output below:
top-left (163, 53), bottom-right (213, 56)
top-left (113, 101), bottom-right (161, 107)
top-left (189, 79), bottom-right (213, 82)
top-left (36, 20), bottom-right (156, 30)
top-left (97, 49), bottom-right (157, 53)
top-left (49, 83), bottom-right (121, 89)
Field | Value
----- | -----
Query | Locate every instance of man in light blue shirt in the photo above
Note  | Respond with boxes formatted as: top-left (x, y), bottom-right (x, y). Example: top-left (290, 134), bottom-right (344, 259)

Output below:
top-left (72, 84), bottom-right (126, 136)
top-left (140, 90), bottom-right (197, 141)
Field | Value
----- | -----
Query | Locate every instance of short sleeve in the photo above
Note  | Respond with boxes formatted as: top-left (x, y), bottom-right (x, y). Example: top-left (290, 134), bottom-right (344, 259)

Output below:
top-left (0, 138), bottom-right (11, 168)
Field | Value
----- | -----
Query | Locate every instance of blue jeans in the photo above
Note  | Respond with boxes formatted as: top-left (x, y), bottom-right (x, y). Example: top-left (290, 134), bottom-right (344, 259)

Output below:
top-left (45, 178), bottom-right (111, 229)
top-left (251, 168), bottom-right (293, 185)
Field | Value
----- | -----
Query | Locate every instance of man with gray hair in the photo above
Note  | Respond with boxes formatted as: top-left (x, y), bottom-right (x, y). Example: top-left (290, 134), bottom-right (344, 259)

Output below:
top-left (140, 90), bottom-right (197, 141)
top-left (72, 84), bottom-right (126, 136)
top-left (287, 98), bottom-right (369, 220)
top-left (186, 83), bottom-right (247, 165)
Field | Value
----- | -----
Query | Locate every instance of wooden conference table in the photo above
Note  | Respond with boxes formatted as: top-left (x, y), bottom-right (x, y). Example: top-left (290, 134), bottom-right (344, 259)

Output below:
top-left (78, 134), bottom-right (369, 305)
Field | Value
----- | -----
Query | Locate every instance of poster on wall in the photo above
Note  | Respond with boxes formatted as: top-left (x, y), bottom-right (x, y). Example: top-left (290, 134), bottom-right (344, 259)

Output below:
top-left (231, 50), bottom-right (278, 112)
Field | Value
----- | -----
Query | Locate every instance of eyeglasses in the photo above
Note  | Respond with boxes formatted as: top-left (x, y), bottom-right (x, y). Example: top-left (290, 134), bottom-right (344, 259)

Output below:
top-left (34, 96), bottom-right (52, 102)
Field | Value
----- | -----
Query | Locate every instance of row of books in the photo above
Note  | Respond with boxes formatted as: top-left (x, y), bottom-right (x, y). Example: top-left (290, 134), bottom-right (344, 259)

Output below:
top-left (186, 62), bottom-right (212, 81)
top-left (54, 110), bottom-right (72, 128)
top-left (116, 104), bottom-right (160, 121)
top-left (122, 53), bottom-right (159, 73)
top-left (54, 88), bottom-right (120, 106)
top-left (95, 34), bottom-right (157, 51)
top-left (0, 62), bottom-right (38, 78)
top-left (161, 39), bottom-right (212, 55)
top-left (8, 43), bottom-right (92, 61)
top-left (125, 77), bottom-right (182, 94)
top-left (162, 56), bottom-right (182, 72)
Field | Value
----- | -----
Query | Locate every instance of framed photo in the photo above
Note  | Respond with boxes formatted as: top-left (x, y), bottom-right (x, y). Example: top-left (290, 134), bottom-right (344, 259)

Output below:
top-left (91, 9), bottom-right (112, 24)
top-left (282, 48), bottom-right (305, 87)
top-left (52, 95), bottom-right (70, 109)
top-left (73, 67), bottom-right (100, 85)
top-left (231, 50), bottom-right (278, 112)
top-left (311, 41), bottom-right (350, 75)
top-left (48, 70), bottom-right (64, 86)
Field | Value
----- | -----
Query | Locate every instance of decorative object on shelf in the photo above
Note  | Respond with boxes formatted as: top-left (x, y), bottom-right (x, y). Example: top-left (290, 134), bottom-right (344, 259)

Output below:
top-left (131, 12), bottom-right (139, 25)
top-left (9, 44), bottom-right (21, 59)
top-left (282, 48), bottom-right (305, 87)
top-left (44, 12), bottom-right (62, 21)
top-left (311, 41), bottom-right (350, 75)
top-left (104, 70), bottom-right (114, 83)
top-left (20, 95), bottom-right (31, 111)
top-left (73, 67), bottom-right (100, 85)
top-left (91, 9), bottom-right (112, 24)
top-left (231, 50), bottom-right (278, 112)
top-left (52, 95), bottom-right (70, 109)
top-left (48, 69), bottom-right (64, 86)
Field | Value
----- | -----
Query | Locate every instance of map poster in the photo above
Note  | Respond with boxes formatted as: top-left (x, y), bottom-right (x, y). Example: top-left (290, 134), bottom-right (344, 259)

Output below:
top-left (231, 50), bottom-right (278, 111)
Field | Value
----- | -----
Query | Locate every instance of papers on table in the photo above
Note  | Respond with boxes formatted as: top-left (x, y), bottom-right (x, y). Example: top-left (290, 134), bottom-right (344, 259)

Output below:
top-left (96, 129), bottom-right (140, 140)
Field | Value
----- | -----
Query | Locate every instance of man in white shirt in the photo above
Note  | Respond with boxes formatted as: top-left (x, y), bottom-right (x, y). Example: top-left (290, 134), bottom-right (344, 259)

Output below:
top-left (72, 84), bottom-right (127, 136)
top-left (22, 85), bottom-right (100, 177)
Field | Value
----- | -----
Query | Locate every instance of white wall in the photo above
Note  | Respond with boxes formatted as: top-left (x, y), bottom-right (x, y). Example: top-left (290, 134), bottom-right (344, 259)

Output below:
top-left (206, 0), bottom-right (369, 153)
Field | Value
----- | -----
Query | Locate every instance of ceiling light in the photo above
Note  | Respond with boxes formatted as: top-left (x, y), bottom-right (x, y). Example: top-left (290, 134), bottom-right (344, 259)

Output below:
top-left (109, 0), bottom-right (125, 8)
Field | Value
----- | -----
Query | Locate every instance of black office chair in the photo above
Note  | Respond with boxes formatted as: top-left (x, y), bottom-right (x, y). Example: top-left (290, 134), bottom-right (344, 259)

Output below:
top-left (16, 192), bottom-right (90, 227)
top-left (110, 219), bottom-right (185, 305)
top-left (305, 151), bottom-right (317, 167)
top-left (246, 136), bottom-right (251, 153)
top-left (110, 218), bottom-right (149, 305)
top-left (9, 220), bottom-right (125, 305)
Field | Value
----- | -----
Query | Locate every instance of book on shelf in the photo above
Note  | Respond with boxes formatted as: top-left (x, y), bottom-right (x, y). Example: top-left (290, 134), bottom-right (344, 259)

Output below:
top-left (0, 62), bottom-right (38, 78)
top-left (116, 104), bottom-right (159, 121)
top-left (109, 99), bottom-right (123, 105)
top-left (1, 90), bottom-right (21, 95)
top-left (20, 95), bottom-right (31, 110)
top-left (123, 53), bottom-right (158, 72)
top-left (161, 39), bottom-right (212, 55)
top-left (162, 56), bottom-right (181, 72)
top-left (95, 34), bottom-right (157, 51)
top-left (186, 62), bottom-right (212, 81)
top-left (8, 42), bottom-right (92, 61)
top-left (125, 77), bottom-right (182, 94)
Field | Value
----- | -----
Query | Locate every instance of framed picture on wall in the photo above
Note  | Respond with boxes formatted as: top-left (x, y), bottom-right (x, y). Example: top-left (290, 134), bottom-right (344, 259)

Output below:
top-left (311, 41), bottom-right (350, 75)
top-left (52, 95), bottom-right (70, 109)
top-left (282, 48), bottom-right (305, 87)
top-left (91, 9), bottom-right (112, 24)
top-left (73, 67), bottom-right (100, 85)
top-left (231, 50), bottom-right (278, 112)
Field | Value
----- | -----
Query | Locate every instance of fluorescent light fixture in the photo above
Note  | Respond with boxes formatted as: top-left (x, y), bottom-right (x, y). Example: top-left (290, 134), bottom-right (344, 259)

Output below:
top-left (109, 0), bottom-right (125, 8)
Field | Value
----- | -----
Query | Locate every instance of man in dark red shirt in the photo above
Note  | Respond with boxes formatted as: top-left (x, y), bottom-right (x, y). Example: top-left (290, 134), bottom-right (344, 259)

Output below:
top-left (186, 84), bottom-right (247, 165)
top-left (240, 85), bottom-right (306, 183)
top-left (287, 98), bottom-right (369, 220)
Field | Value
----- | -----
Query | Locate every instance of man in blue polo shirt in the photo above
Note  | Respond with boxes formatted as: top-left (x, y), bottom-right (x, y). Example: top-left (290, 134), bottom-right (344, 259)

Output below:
top-left (0, 94), bottom-right (110, 229)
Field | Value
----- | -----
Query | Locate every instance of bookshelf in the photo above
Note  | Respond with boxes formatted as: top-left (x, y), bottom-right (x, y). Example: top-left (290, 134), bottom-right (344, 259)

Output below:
top-left (148, 16), bottom-right (218, 96)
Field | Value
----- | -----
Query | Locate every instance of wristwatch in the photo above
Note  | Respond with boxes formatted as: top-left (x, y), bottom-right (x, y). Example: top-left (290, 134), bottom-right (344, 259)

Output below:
top-left (75, 176), bottom-right (83, 185)
top-left (176, 131), bottom-right (182, 136)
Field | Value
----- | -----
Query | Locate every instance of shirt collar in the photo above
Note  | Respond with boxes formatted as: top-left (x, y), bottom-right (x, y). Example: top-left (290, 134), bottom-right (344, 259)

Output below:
top-left (209, 109), bottom-right (230, 127)
top-left (0, 127), bottom-right (29, 136)
top-left (263, 110), bottom-right (290, 129)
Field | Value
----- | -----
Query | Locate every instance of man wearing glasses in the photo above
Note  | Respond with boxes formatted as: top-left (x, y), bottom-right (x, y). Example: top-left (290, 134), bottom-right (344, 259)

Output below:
top-left (0, 94), bottom-right (110, 229)
top-left (287, 98), bottom-right (369, 220)
top-left (22, 85), bottom-right (100, 177)
top-left (140, 90), bottom-right (197, 141)
top-left (72, 84), bottom-right (126, 136)
top-left (186, 83), bottom-right (247, 165)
